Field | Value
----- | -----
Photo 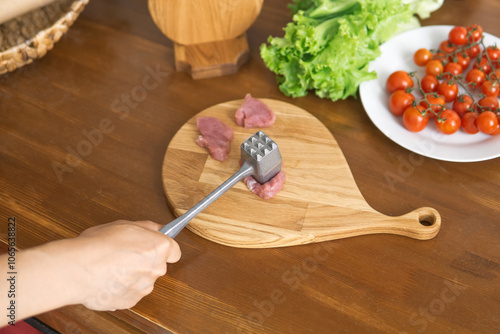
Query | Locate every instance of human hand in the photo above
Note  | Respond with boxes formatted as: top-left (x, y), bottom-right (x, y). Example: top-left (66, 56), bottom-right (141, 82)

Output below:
top-left (71, 220), bottom-right (181, 311)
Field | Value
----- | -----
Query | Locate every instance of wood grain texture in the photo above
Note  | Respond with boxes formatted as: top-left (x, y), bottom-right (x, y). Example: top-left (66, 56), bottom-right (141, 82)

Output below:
top-left (163, 99), bottom-right (441, 247)
top-left (0, 243), bottom-right (149, 334)
top-left (1, 0), bottom-right (499, 333)
top-left (173, 34), bottom-right (250, 79)
top-left (35, 307), bottom-right (151, 334)
top-left (148, 0), bottom-right (262, 78)
top-left (147, 0), bottom-right (263, 44)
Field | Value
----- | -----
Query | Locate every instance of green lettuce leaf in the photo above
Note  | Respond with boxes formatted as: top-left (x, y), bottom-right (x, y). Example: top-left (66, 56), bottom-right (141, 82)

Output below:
top-left (402, 0), bottom-right (444, 19)
top-left (261, 0), bottom-right (418, 101)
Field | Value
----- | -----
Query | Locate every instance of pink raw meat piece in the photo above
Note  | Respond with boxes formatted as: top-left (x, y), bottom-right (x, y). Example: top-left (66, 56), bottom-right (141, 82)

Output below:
top-left (243, 171), bottom-right (286, 200)
top-left (196, 116), bottom-right (234, 161)
top-left (235, 93), bottom-right (276, 128)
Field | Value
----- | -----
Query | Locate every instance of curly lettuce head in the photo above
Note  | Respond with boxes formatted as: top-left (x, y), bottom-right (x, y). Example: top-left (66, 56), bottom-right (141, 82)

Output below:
top-left (261, 0), bottom-right (420, 101)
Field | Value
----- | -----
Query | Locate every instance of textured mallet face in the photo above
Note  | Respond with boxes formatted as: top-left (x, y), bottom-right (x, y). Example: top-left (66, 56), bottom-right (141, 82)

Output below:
top-left (241, 131), bottom-right (282, 184)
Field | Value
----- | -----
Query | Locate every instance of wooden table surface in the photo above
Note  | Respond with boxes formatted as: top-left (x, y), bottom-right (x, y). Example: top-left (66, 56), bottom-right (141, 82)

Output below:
top-left (1, 0), bottom-right (499, 333)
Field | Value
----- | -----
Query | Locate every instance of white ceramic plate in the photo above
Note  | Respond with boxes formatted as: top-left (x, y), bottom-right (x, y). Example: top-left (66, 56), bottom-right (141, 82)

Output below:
top-left (359, 25), bottom-right (500, 162)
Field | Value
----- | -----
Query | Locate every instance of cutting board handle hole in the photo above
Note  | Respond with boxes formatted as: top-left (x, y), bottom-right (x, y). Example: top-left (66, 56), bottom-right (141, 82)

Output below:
top-left (418, 209), bottom-right (437, 227)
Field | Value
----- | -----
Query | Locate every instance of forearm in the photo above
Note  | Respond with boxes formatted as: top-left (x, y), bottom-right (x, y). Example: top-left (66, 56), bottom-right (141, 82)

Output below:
top-left (1, 238), bottom-right (84, 327)
top-left (0, 220), bottom-right (181, 327)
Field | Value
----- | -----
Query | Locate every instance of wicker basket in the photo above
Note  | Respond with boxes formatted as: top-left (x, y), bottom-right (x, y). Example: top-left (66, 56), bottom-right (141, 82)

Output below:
top-left (0, 0), bottom-right (88, 75)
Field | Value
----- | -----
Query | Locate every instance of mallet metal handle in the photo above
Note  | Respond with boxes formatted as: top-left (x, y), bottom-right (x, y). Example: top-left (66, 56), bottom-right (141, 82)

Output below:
top-left (160, 162), bottom-right (254, 238)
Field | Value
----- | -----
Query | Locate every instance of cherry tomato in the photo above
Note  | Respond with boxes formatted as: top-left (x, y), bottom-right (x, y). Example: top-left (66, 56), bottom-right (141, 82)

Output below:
top-left (466, 44), bottom-right (481, 58)
top-left (437, 81), bottom-right (459, 103)
top-left (425, 60), bottom-right (444, 76)
top-left (491, 69), bottom-right (500, 80)
top-left (432, 51), bottom-right (448, 62)
top-left (466, 68), bottom-right (486, 88)
top-left (486, 46), bottom-right (500, 62)
top-left (420, 94), bottom-right (446, 117)
top-left (403, 105), bottom-right (429, 132)
top-left (476, 111), bottom-right (499, 134)
top-left (394, 24), bottom-right (500, 137)
top-left (477, 96), bottom-right (500, 111)
top-left (490, 125), bottom-right (500, 135)
top-left (461, 111), bottom-right (479, 134)
top-left (439, 40), bottom-right (456, 54)
top-left (474, 56), bottom-right (492, 74)
top-left (389, 90), bottom-right (416, 116)
top-left (486, 46), bottom-right (500, 70)
top-left (435, 109), bottom-right (461, 134)
top-left (414, 48), bottom-right (432, 66)
top-left (386, 71), bottom-right (414, 94)
top-left (449, 26), bottom-right (468, 45)
top-left (489, 115), bottom-right (500, 135)
top-left (443, 62), bottom-right (463, 79)
top-left (421, 74), bottom-right (439, 93)
top-left (452, 94), bottom-right (475, 117)
top-left (481, 80), bottom-right (500, 98)
top-left (452, 53), bottom-right (471, 69)
top-left (467, 24), bottom-right (483, 42)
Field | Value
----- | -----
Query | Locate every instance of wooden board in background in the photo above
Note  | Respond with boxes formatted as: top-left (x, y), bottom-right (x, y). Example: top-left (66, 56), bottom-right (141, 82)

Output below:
top-left (162, 99), bottom-right (441, 248)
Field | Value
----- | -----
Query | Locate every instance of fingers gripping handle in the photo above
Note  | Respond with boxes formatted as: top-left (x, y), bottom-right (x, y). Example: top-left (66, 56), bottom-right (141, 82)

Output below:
top-left (160, 162), bottom-right (254, 238)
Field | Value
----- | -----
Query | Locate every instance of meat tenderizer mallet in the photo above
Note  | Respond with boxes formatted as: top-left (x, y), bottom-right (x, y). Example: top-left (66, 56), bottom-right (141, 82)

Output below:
top-left (160, 131), bottom-right (282, 238)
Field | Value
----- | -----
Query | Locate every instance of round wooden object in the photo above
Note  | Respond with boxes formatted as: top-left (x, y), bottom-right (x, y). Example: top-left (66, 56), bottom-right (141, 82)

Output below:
top-left (162, 99), bottom-right (441, 248)
top-left (147, 0), bottom-right (264, 45)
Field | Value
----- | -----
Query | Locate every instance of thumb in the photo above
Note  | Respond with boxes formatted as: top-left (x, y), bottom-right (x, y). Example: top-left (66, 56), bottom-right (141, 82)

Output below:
top-left (131, 220), bottom-right (164, 231)
top-left (131, 220), bottom-right (182, 263)
top-left (165, 238), bottom-right (182, 263)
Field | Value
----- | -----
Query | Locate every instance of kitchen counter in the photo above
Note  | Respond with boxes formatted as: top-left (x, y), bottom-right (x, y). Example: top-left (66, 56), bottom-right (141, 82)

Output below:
top-left (1, 0), bottom-right (499, 333)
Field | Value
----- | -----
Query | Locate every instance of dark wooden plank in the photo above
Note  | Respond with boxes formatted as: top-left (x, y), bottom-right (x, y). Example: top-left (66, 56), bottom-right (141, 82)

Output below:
top-left (0, 0), bottom-right (499, 333)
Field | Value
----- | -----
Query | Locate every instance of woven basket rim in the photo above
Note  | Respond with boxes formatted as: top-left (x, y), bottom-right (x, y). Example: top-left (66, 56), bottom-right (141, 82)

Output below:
top-left (0, 0), bottom-right (89, 75)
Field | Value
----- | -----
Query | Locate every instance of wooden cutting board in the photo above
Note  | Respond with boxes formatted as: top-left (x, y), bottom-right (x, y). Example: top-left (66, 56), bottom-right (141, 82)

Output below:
top-left (161, 99), bottom-right (441, 248)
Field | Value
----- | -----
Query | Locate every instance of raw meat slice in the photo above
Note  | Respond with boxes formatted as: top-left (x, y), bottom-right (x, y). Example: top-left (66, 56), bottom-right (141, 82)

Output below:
top-left (196, 116), bottom-right (234, 161)
top-left (243, 171), bottom-right (286, 200)
top-left (235, 94), bottom-right (276, 128)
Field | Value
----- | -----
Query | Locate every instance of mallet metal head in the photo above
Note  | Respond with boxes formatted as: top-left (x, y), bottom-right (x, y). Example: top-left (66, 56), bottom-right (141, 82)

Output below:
top-left (240, 131), bottom-right (282, 184)
top-left (160, 131), bottom-right (283, 237)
